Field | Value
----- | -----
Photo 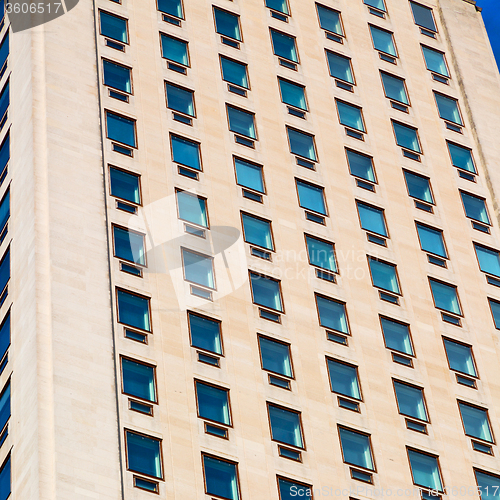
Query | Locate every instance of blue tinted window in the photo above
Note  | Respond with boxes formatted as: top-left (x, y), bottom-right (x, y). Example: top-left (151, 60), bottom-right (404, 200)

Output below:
top-left (113, 226), bottom-right (145, 265)
top-left (0, 249), bottom-right (9, 296)
top-left (0, 133), bottom-right (8, 174)
top-left (306, 235), bottom-right (336, 272)
top-left (489, 299), bottom-right (500, 331)
top-left (122, 358), bottom-right (156, 402)
top-left (214, 7), bottom-right (241, 41)
top-left (357, 201), bottom-right (387, 236)
top-left (279, 78), bottom-right (307, 110)
top-left (227, 106), bottom-right (256, 139)
top-left (203, 455), bottom-right (239, 500)
top-left (404, 171), bottom-right (433, 203)
top-left (474, 244), bottom-right (500, 278)
top-left (326, 51), bottom-right (354, 84)
top-left (0, 312), bottom-right (9, 362)
top-left (126, 431), bottom-right (162, 479)
top-left (182, 249), bottom-right (214, 289)
top-left (429, 279), bottom-right (461, 315)
top-left (268, 404), bottom-right (303, 448)
top-left (241, 213), bottom-right (273, 250)
top-left (157, 0), bottom-right (183, 18)
top-left (259, 336), bottom-right (292, 377)
top-left (443, 338), bottom-right (477, 376)
top-left (176, 190), bottom-right (208, 227)
top-left (161, 34), bottom-right (188, 66)
top-left (434, 93), bottom-right (462, 125)
top-left (166, 83), bottom-right (195, 116)
top-left (407, 449), bottom-right (443, 491)
top-left (110, 167), bottom-right (141, 204)
top-left (0, 81), bottom-right (7, 121)
top-left (287, 128), bottom-right (316, 160)
top-left (189, 313), bottom-right (222, 354)
top-left (278, 478), bottom-right (311, 500)
top-left (337, 100), bottom-right (365, 132)
top-left (171, 135), bottom-right (201, 170)
top-left (100, 11), bottom-right (128, 43)
top-left (196, 381), bottom-right (230, 425)
top-left (249, 272), bottom-right (283, 312)
top-left (316, 4), bottom-right (342, 35)
top-left (339, 427), bottom-right (374, 470)
top-left (368, 258), bottom-right (400, 294)
top-left (393, 122), bottom-right (421, 153)
top-left (234, 158), bottom-right (264, 193)
top-left (270, 29), bottom-right (298, 62)
top-left (422, 46), bottom-right (448, 77)
top-left (381, 73), bottom-right (408, 104)
top-left (316, 295), bottom-right (348, 334)
top-left (296, 179), bottom-right (325, 214)
top-left (117, 289), bottom-right (151, 332)
top-left (0, 455), bottom-right (10, 500)
top-left (394, 381), bottom-right (427, 421)
top-left (0, 189), bottom-right (8, 236)
top-left (370, 25), bottom-right (396, 56)
top-left (103, 60), bottom-right (131, 93)
top-left (0, 381), bottom-right (10, 433)
top-left (0, 33), bottom-right (8, 73)
top-left (416, 223), bottom-right (446, 258)
top-left (447, 142), bottom-right (475, 173)
top-left (346, 150), bottom-right (375, 182)
top-left (221, 56), bottom-right (248, 88)
top-left (410, 1), bottom-right (436, 31)
top-left (266, 0), bottom-right (289, 14)
top-left (458, 402), bottom-right (492, 442)
top-left (475, 470), bottom-right (500, 500)
top-left (364, 0), bottom-right (385, 11)
top-left (106, 111), bottom-right (136, 147)
top-left (380, 317), bottom-right (413, 355)
top-left (327, 359), bottom-right (361, 400)
top-left (461, 192), bottom-right (490, 224)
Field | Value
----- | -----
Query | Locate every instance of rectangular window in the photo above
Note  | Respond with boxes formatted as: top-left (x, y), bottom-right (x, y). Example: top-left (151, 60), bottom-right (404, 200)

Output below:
top-left (422, 45), bottom-right (449, 77)
top-left (370, 25), bottom-right (397, 56)
top-left (410, 1), bottom-right (437, 32)
top-left (0, 381), bottom-right (10, 434)
top-left (346, 149), bottom-right (376, 183)
top-left (157, 0), bottom-right (183, 19)
top-left (278, 477), bottom-right (312, 500)
top-left (364, 0), bottom-right (386, 12)
top-left (0, 455), bottom-right (9, 500)
top-left (234, 157), bottom-right (264, 194)
top-left (195, 381), bottom-right (231, 426)
top-left (0, 312), bottom-right (9, 363)
top-left (316, 294), bottom-right (349, 334)
top-left (404, 171), bottom-right (434, 204)
top-left (241, 213), bottom-right (273, 250)
top-left (176, 190), bottom-right (208, 228)
top-left (475, 470), bottom-right (500, 499)
top-left (125, 430), bottom-right (162, 479)
top-left (227, 105), bottom-right (256, 139)
top-left (287, 128), bottom-right (317, 161)
top-left (447, 142), bottom-right (476, 174)
top-left (394, 381), bottom-right (428, 421)
top-left (316, 4), bottom-right (343, 36)
top-left (214, 7), bottom-right (242, 42)
top-left (0, 188), bottom-right (9, 238)
top-left (249, 272), bottom-right (283, 312)
top-left (356, 201), bottom-right (387, 237)
top-left (103, 60), bottom-right (132, 94)
top-left (100, 11), bottom-right (128, 43)
top-left (266, 0), bottom-right (289, 15)
top-left (161, 33), bottom-right (189, 66)
top-left (336, 100), bottom-right (365, 132)
top-left (434, 92), bottom-right (462, 126)
top-left (489, 298), bottom-right (500, 330)
top-left (380, 317), bottom-right (414, 356)
top-left (270, 29), bottom-right (298, 62)
top-left (443, 338), bottom-right (477, 377)
top-left (121, 357), bottom-right (156, 403)
top-left (0, 133), bottom-right (8, 176)
top-left (182, 249), bottom-right (215, 289)
top-left (416, 223), bottom-right (447, 258)
top-left (0, 80), bottom-right (8, 122)
top-left (106, 111), bottom-right (136, 148)
top-left (0, 33), bottom-right (8, 75)
top-left (429, 278), bottom-right (461, 316)
top-left (458, 402), bottom-right (493, 442)
top-left (460, 191), bottom-right (490, 225)
top-left (339, 427), bottom-right (374, 471)
top-left (278, 78), bottom-right (307, 111)
top-left (188, 312), bottom-right (222, 355)
top-left (268, 404), bottom-right (304, 448)
top-left (368, 257), bottom-right (401, 294)
top-left (327, 358), bottom-right (361, 400)
top-left (113, 225), bottom-right (146, 266)
top-left (407, 449), bottom-right (443, 492)
top-left (166, 82), bottom-right (195, 117)
top-left (171, 134), bottom-right (201, 171)
top-left (305, 235), bottom-right (337, 272)
top-left (381, 72), bottom-right (409, 104)
top-left (221, 56), bottom-right (249, 89)
top-left (474, 243), bottom-right (500, 278)
top-left (258, 336), bottom-right (293, 378)
top-left (296, 179), bottom-right (326, 215)
top-left (326, 51), bottom-right (354, 84)
top-left (202, 455), bottom-right (240, 500)
top-left (0, 248), bottom-right (9, 299)
top-left (117, 289), bottom-right (151, 332)
top-left (392, 121), bottom-right (421, 153)
top-left (110, 167), bottom-right (141, 204)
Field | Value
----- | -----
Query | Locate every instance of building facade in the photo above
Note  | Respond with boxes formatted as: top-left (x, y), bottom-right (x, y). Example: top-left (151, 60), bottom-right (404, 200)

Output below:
top-left (2, 0), bottom-right (500, 498)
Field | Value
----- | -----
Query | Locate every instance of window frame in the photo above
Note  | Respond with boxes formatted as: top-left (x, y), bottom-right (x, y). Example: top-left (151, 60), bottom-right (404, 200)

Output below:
top-left (356, 200), bottom-right (389, 238)
top-left (213, 6), bottom-right (243, 43)
top-left (345, 148), bottom-right (377, 184)
top-left (488, 298), bottom-right (500, 331)
top-left (459, 190), bottom-right (491, 226)
top-left (276, 476), bottom-right (313, 500)
top-left (406, 447), bottom-right (444, 493)
top-left (165, 81), bottom-right (196, 118)
top-left (112, 223), bottom-right (147, 266)
top-left (160, 32), bottom-right (190, 68)
top-left (338, 425), bottom-right (376, 472)
top-left (433, 91), bottom-right (463, 126)
top-left (326, 356), bottom-right (363, 401)
top-left (219, 55), bottom-right (250, 90)
top-left (201, 453), bottom-right (241, 500)
top-left (277, 77), bottom-right (308, 112)
top-left (304, 233), bottom-right (338, 273)
top-left (474, 468), bottom-right (500, 494)
top-left (156, 0), bottom-right (184, 20)
top-left (240, 211), bottom-right (275, 251)
top-left (226, 104), bottom-right (258, 140)
top-left (315, 2), bottom-right (345, 38)
top-left (442, 336), bottom-right (478, 379)
top-left (265, 0), bottom-right (291, 16)
top-left (108, 165), bottom-right (142, 205)
top-left (120, 355), bottom-right (158, 404)
top-left (175, 188), bottom-right (210, 229)
top-left (369, 24), bottom-right (398, 57)
top-left (181, 247), bottom-right (216, 290)
top-left (105, 110), bottom-right (137, 148)
top-left (367, 256), bottom-right (402, 295)
top-left (286, 127), bottom-right (318, 162)
top-left (380, 70), bottom-right (410, 106)
top-left (473, 242), bottom-right (500, 278)
top-left (99, 10), bottom-right (130, 44)
top-left (269, 27), bottom-right (300, 64)
top-left (233, 156), bottom-right (266, 194)
top-left (315, 293), bottom-right (350, 335)
top-left (415, 221), bottom-right (448, 259)
top-left (187, 310), bottom-right (224, 356)
top-left (295, 177), bottom-right (328, 216)
top-left (420, 44), bottom-right (449, 78)
top-left (457, 400), bottom-right (494, 444)
top-left (379, 315), bottom-right (415, 357)
top-left (169, 133), bottom-right (203, 172)
top-left (428, 277), bottom-right (463, 317)
top-left (257, 334), bottom-right (294, 379)
top-left (392, 378), bottom-right (429, 423)
top-left (248, 271), bottom-right (284, 313)
top-left (116, 287), bottom-right (152, 333)
top-left (403, 169), bottom-right (435, 205)
top-left (102, 58), bottom-right (133, 94)
top-left (409, 0), bottom-right (437, 33)
top-left (446, 140), bottom-right (476, 174)
top-left (335, 98), bottom-right (366, 133)
top-left (267, 401), bottom-right (305, 450)
top-left (124, 429), bottom-right (164, 480)
top-left (194, 378), bottom-right (233, 428)
top-left (391, 120), bottom-right (422, 155)
top-left (325, 49), bottom-right (355, 85)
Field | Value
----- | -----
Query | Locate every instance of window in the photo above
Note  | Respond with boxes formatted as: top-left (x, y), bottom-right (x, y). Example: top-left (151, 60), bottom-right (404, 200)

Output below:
top-left (368, 257), bottom-right (401, 295)
top-left (305, 235), bottom-right (337, 272)
top-left (356, 201), bottom-right (387, 237)
top-left (370, 25), bottom-right (397, 56)
top-left (100, 11), bottom-right (128, 43)
top-left (296, 179), bottom-right (326, 215)
top-left (106, 111), bottom-right (136, 148)
top-left (447, 142), bottom-right (476, 174)
top-left (327, 359), bottom-right (361, 400)
top-left (316, 294), bottom-right (349, 334)
top-left (189, 312), bottom-right (222, 355)
top-left (429, 279), bottom-right (461, 316)
top-left (475, 470), bottom-right (500, 500)
top-left (381, 72), bottom-right (409, 104)
top-left (0, 33), bottom-right (8, 75)
top-left (0, 381), bottom-right (9, 434)
top-left (0, 456), bottom-right (9, 500)
top-left (394, 381), bottom-right (428, 421)
top-left (166, 82), bottom-right (195, 117)
top-left (489, 298), bottom-right (500, 330)
top-left (268, 404), bottom-right (304, 448)
top-left (249, 272), bottom-right (283, 312)
top-left (266, 0), bottom-right (289, 15)
top-left (258, 336), bottom-right (293, 377)
top-left (214, 7), bottom-right (242, 42)
top-left (474, 243), bottom-right (500, 278)
top-left (103, 60), bottom-right (132, 94)
top-left (410, 1), bottom-right (437, 32)
top-left (278, 477), bottom-right (312, 500)
top-left (316, 4), bottom-right (343, 36)
top-left (195, 381), bottom-right (231, 425)
top-left (0, 312), bottom-right (10, 363)
top-left (278, 78), bottom-right (307, 111)
top-left (157, 0), bottom-right (183, 19)
top-left (171, 134), bottom-right (201, 171)
top-left (234, 157), bottom-right (264, 194)
top-left (241, 213), bottom-right (273, 250)
top-left (434, 92), bottom-right (462, 126)
top-left (202, 455), bottom-right (240, 500)
top-left (336, 100), bottom-right (365, 133)
top-left (339, 427), bottom-right (374, 471)
top-left (220, 56), bottom-right (249, 89)
top-left (364, 0), bottom-right (386, 12)
top-left (422, 46), bottom-right (449, 77)
top-left (443, 338), bottom-right (477, 377)
top-left (0, 81), bottom-right (8, 122)
top-left (380, 317), bottom-right (414, 356)
top-left (125, 430), bottom-right (162, 479)
top-left (460, 191), bottom-right (490, 225)
top-left (110, 167), bottom-right (141, 204)
top-left (270, 29), bottom-right (298, 63)
top-left (121, 357), bottom-right (156, 402)
top-left (458, 402), bottom-right (493, 443)
top-left (346, 149), bottom-right (376, 183)
top-left (113, 225), bottom-right (146, 266)
top-left (416, 223), bottom-right (447, 258)
top-left (407, 449), bottom-right (443, 492)
top-left (404, 171), bottom-right (434, 204)
top-left (287, 128), bottom-right (317, 161)
top-left (161, 34), bottom-right (189, 67)
top-left (176, 190), bottom-right (208, 228)
top-left (0, 189), bottom-right (8, 238)
top-left (182, 249), bottom-right (215, 289)
top-left (392, 121), bottom-right (421, 153)
top-left (326, 51), bottom-right (354, 84)
top-left (117, 289), bottom-right (151, 332)
top-left (0, 248), bottom-right (9, 300)
top-left (227, 105), bottom-right (256, 139)
top-left (0, 133), bottom-right (8, 175)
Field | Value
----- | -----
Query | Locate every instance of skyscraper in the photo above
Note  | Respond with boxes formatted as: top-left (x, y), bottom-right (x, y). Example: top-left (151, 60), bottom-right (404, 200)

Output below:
top-left (2, 0), bottom-right (500, 498)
